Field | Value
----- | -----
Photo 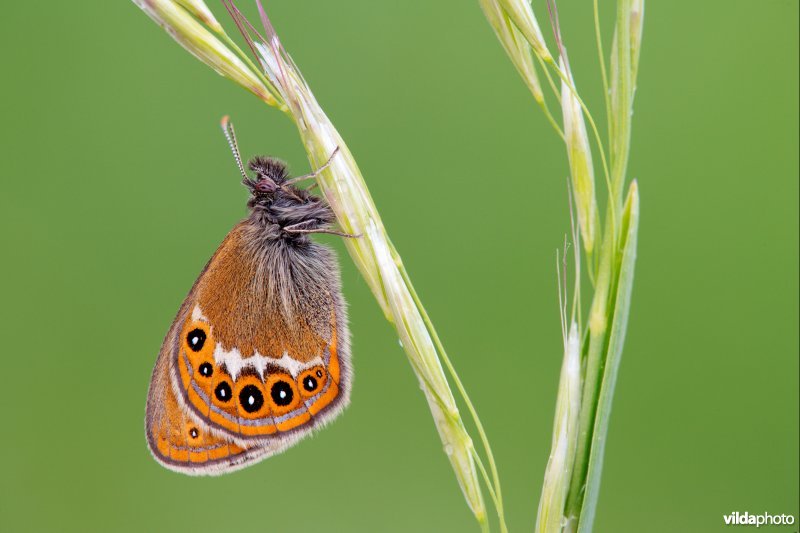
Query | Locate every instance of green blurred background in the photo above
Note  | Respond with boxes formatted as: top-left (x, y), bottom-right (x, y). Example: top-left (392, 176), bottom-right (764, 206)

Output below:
top-left (0, 1), bottom-right (797, 532)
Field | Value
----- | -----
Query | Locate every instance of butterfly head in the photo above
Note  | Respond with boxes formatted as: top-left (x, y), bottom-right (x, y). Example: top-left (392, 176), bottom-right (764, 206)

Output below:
top-left (245, 156), bottom-right (290, 195)
top-left (242, 156), bottom-right (334, 232)
top-left (243, 156), bottom-right (307, 208)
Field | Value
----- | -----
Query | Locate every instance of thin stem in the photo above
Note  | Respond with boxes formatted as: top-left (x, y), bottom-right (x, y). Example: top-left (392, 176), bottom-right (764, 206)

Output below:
top-left (398, 262), bottom-right (508, 533)
top-left (593, 0), bottom-right (612, 142)
top-left (470, 447), bottom-right (500, 513)
top-left (538, 98), bottom-right (565, 140)
top-left (536, 53), bottom-right (561, 102)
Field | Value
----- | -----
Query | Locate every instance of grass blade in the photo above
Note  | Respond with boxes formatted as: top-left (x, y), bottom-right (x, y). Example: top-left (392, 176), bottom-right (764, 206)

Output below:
top-left (577, 182), bottom-right (639, 532)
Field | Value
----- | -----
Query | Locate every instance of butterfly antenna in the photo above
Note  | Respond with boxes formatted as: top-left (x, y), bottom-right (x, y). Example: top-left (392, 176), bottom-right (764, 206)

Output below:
top-left (220, 115), bottom-right (248, 181)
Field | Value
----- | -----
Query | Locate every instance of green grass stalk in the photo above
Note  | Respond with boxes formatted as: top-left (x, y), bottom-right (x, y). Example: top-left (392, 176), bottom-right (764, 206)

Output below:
top-left (480, 1), bottom-right (644, 531)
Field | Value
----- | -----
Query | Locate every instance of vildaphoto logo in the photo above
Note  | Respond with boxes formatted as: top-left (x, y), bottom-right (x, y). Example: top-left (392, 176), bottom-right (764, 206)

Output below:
top-left (723, 512), bottom-right (796, 527)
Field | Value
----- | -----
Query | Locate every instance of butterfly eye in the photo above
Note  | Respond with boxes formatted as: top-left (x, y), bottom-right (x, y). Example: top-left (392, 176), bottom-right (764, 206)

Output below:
top-left (238, 384), bottom-right (265, 414)
top-left (186, 328), bottom-right (207, 352)
top-left (270, 380), bottom-right (294, 407)
top-left (214, 382), bottom-right (232, 402)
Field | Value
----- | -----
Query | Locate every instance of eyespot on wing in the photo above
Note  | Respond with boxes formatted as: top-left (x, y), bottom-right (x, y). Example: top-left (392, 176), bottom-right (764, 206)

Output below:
top-left (145, 359), bottom-right (269, 475)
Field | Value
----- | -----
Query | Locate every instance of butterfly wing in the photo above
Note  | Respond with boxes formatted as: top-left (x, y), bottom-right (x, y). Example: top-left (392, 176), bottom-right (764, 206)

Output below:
top-left (145, 298), bottom-right (290, 475)
top-left (146, 222), bottom-right (350, 474)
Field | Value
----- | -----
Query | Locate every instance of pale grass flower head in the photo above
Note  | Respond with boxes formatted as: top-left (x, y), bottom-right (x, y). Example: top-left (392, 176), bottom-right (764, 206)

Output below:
top-left (175, 0), bottom-right (222, 32)
top-left (480, 0), bottom-right (544, 103)
top-left (367, 221), bottom-right (486, 520)
top-left (132, 0), bottom-right (276, 105)
top-left (559, 58), bottom-right (598, 254)
top-left (536, 321), bottom-right (581, 533)
top-left (496, 0), bottom-right (552, 61)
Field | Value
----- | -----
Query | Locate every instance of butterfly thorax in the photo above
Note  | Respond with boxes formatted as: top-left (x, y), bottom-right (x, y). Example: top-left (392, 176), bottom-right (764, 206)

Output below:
top-left (243, 156), bottom-right (334, 240)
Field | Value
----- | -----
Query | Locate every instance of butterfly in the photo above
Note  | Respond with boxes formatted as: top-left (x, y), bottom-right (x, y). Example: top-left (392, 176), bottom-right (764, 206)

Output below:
top-left (145, 117), bottom-right (352, 475)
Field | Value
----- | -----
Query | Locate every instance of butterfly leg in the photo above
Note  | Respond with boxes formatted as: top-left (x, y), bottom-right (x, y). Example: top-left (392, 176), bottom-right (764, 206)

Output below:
top-left (283, 147), bottom-right (341, 186)
top-left (283, 220), bottom-right (360, 239)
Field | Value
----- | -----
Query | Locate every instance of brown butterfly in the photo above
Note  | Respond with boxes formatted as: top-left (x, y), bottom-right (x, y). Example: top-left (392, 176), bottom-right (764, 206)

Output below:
top-left (145, 118), bottom-right (352, 475)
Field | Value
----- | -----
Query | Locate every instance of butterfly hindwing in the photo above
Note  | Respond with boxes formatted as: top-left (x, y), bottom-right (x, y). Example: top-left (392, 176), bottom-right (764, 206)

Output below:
top-left (146, 222), bottom-right (350, 474)
top-left (145, 308), bottom-right (286, 475)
